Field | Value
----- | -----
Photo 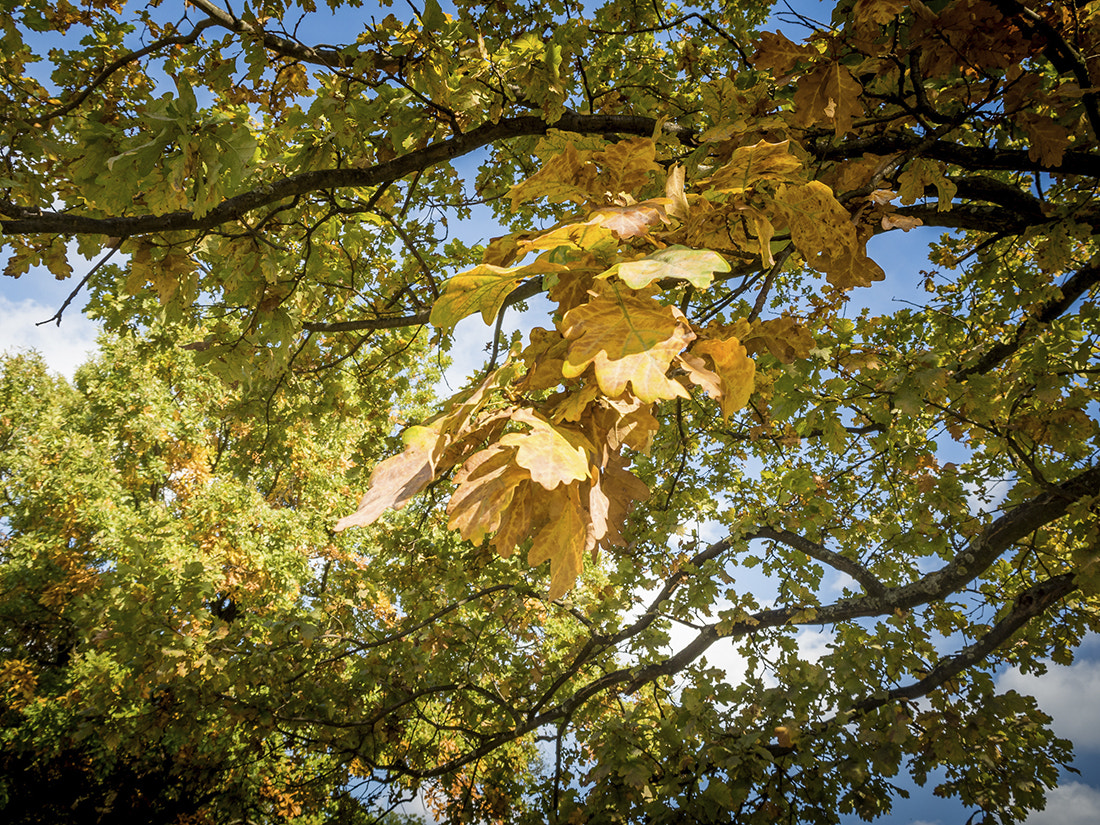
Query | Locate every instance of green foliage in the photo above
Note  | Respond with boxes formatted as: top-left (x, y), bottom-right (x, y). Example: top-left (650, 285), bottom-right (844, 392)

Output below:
top-left (3, 0), bottom-right (1100, 823)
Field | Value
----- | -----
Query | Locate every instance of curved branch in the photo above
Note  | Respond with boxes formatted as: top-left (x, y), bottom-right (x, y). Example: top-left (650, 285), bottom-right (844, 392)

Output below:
top-left (0, 112), bottom-right (692, 238)
top-left (34, 20), bottom-right (217, 125)
top-left (386, 463), bottom-right (1100, 779)
top-left (188, 0), bottom-right (391, 71)
top-left (818, 135), bottom-right (1100, 178)
top-left (956, 254), bottom-right (1100, 380)
top-left (749, 526), bottom-right (887, 598)
top-left (851, 571), bottom-right (1077, 713)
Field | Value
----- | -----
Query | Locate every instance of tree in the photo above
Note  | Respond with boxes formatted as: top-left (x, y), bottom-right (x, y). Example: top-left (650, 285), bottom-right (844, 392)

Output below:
top-left (2, 0), bottom-right (1099, 821)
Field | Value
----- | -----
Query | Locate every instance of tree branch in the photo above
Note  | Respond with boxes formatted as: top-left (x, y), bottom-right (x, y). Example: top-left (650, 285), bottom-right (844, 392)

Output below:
top-left (956, 254), bottom-right (1100, 380)
top-left (749, 526), bottom-right (887, 598)
top-left (0, 112), bottom-right (692, 239)
top-left (850, 572), bottom-right (1077, 713)
top-left (818, 135), bottom-right (1100, 178)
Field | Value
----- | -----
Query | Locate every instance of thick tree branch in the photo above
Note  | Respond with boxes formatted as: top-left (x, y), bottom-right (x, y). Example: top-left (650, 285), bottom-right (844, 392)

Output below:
top-left (750, 526), bottom-right (887, 598)
top-left (818, 135), bottom-right (1100, 178)
top-left (851, 572), bottom-right (1077, 713)
top-left (0, 112), bottom-right (690, 239)
top-left (187, 0), bottom-right (387, 71)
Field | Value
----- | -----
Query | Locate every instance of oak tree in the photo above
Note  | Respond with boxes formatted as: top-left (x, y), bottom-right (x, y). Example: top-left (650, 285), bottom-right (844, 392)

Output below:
top-left (2, 0), bottom-right (1100, 822)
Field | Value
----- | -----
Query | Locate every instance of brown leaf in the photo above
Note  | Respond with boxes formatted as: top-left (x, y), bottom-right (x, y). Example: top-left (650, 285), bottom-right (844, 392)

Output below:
top-left (793, 62), bottom-right (863, 137)
top-left (693, 337), bottom-right (756, 418)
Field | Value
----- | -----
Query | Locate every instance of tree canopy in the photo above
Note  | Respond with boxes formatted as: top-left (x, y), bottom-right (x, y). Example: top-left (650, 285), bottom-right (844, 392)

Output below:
top-left (2, 0), bottom-right (1100, 822)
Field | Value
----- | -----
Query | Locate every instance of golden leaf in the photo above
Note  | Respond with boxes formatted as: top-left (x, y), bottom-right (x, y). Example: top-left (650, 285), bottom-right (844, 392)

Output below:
top-left (753, 30), bottom-right (817, 77)
top-left (561, 289), bottom-right (695, 403)
top-left (613, 245), bottom-right (730, 290)
top-left (774, 182), bottom-right (884, 288)
top-left (431, 257), bottom-right (566, 333)
top-left (334, 425), bottom-right (440, 530)
top-left (896, 158), bottom-right (957, 211)
top-left (508, 142), bottom-right (598, 210)
top-left (447, 446), bottom-right (529, 544)
top-left (793, 62), bottom-right (863, 137)
top-left (743, 316), bottom-right (815, 363)
top-left (527, 485), bottom-right (587, 600)
top-left (499, 409), bottom-right (591, 491)
top-left (708, 139), bottom-right (803, 193)
top-left (693, 336), bottom-right (756, 417)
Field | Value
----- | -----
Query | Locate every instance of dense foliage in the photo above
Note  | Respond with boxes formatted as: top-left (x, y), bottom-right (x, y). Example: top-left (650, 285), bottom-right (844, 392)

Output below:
top-left (3, 0), bottom-right (1100, 822)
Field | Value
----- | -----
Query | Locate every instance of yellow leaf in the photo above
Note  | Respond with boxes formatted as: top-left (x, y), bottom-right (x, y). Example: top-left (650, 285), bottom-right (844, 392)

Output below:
top-left (595, 137), bottom-right (661, 198)
top-left (334, 425), bottom-right (439, 530)
top-left (447, 446), bottom-right (529, 543)
top-left (1017, 112), bottom-right (1072, 168)
top-left (431, 257), bottom-right (566, 333)
top-left (519, 221), bottom-right (616, 256)
top-left (743, 316), bottom-right (815, 363)
top-left (665, 164), bottom-right (689, 217)
top-left (753, 30), bottom-right (817, 77)
top-left (896, 158), bottom-right (957, 211)
top-left (508, 142), bottom-right (598, 210)
top-left (491, 479), bottom-right (535, 558)
top-left (774, 181), bottom-right (884, 288)
top-left (881, 213), bottom-right (924, 231)
top-left (589, 201), bottom-right (670, 239)
top-left (708, 139), bottom-right (803, 193)
top-left (499, 410), bottom-right (591, 490)
top-left (693, 336), bottom-right (756, 417)
top-left (527, 485), bottom-right (587, 600)
top-left (853, 0), bottom-right (907, 26)
top-left (337, 366), bottom-right (510, 530)
top-left (613, 245), bottom-right (730, 290)
top-left (561, 289), bottom-right (695, 403)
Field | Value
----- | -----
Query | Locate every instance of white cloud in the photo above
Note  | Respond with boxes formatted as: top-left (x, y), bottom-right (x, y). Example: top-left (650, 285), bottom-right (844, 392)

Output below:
top-left (1024, 781), bottom-right (1100, 825)
top-left (0, 296), bottom-right (100, 379)
top-left (997, 657), bottom-right (1100, 752)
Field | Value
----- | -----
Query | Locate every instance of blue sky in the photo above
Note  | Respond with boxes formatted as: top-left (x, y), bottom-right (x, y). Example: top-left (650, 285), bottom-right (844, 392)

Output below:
top-left (1, 1), bottom-right (1098, 823)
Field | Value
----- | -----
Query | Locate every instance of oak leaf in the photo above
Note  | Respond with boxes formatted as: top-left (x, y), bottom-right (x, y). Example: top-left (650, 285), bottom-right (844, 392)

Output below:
top-left (693, 336), bottom-right (756, 418)
top-left (527, 485), bottom-right (587, 600)
top-left (613, 246), bottom-right (731, 290)
top-left (590, 201), bottom-right (670, 239)
top-left (853, 0), bottom-right (906, 26)
top-left (753, 30), bottom-right (817, 76)
top-left (336, 367), bottom-right (510, 530)
top-left (793, 62), bottom-right (862, 136)
top-left (743, 317), bottom-right (815, 364)
top-left (896, 159), bottom-right (957, 211)
top-left (561, 290), bottom-right (695, 403)
top-left (708, 140), bottom-right (803, 193)
top-left (499, 409), bottom-right (592, 490)
top-left (447, 446), bottom-right (530, 544)
top-left (508, 143), bottom-right (597, 210)
top-left (775, 181), bottom-right (884, 288)
top-left (431, 257), bottom-right (566, 333)
top-left (333, 425), bottom-right (439, 531)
